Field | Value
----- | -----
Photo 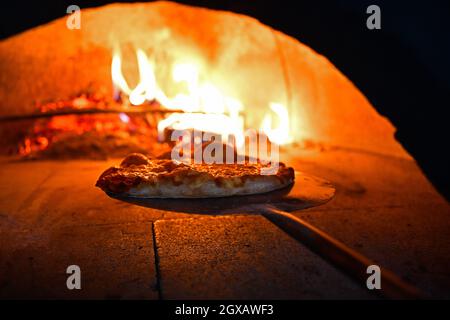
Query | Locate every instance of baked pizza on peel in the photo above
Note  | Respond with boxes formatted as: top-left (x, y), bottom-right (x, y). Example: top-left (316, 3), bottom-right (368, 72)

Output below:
top-left (96, 153), bottom-right (295, 198)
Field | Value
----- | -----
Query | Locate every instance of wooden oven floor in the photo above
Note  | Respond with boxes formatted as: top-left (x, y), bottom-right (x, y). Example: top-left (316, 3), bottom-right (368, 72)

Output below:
top-left (0, 148), bottom-right (449, 299)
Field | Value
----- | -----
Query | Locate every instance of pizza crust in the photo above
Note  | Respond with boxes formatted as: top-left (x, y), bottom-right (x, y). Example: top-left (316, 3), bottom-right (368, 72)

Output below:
top-left (96, 153), bottom-right (295, 198)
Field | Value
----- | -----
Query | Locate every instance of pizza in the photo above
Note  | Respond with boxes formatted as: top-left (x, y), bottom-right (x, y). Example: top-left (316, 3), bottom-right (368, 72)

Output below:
top-left (96, 153), bottom-right (295, 198)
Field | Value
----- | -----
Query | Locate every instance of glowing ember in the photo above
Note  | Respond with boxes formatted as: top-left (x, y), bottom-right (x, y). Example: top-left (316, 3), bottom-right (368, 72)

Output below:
top-left (111, 49), bottom-right (292, 145)
top-left (119, 112), bottom-right (130, 124)
top-left (14, 113), bottom-right (168, 159)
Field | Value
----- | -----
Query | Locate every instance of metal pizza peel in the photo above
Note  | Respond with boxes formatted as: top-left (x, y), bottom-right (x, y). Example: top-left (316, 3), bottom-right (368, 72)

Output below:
top-left (107, 171), bottom-right (423, 299)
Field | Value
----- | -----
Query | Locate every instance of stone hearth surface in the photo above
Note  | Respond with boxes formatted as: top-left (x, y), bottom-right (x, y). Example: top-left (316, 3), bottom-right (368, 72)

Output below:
top-left (0, 147), bottom-right (448, 299)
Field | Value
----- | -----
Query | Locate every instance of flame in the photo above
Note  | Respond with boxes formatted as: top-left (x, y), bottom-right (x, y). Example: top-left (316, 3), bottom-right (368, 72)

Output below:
top-left (261, 103), bottom-right (292, 145)
top-left (111, 49), bottom-right (292, 145)
top-left (157, 113), bottom-right (244, 145)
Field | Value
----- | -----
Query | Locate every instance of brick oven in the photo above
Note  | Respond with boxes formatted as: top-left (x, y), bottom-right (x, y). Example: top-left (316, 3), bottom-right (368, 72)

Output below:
top-left (0, 1), bottom-right (449, 300)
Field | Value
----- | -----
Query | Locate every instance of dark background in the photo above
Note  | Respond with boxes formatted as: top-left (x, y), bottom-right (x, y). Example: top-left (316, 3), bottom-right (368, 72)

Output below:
top-left (1, 0), bottom-right (449, 200)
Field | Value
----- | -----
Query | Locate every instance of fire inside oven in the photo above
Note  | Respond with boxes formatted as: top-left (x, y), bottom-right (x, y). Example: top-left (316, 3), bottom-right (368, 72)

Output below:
top-left (0, 1), bottom-right (406, 161)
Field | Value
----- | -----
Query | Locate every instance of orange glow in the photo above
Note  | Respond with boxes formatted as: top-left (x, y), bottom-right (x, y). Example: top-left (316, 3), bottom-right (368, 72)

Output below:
top-left (111, 49), bottom-right (292, 145)
top-left (261, 103), bottom-right (292, 145)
